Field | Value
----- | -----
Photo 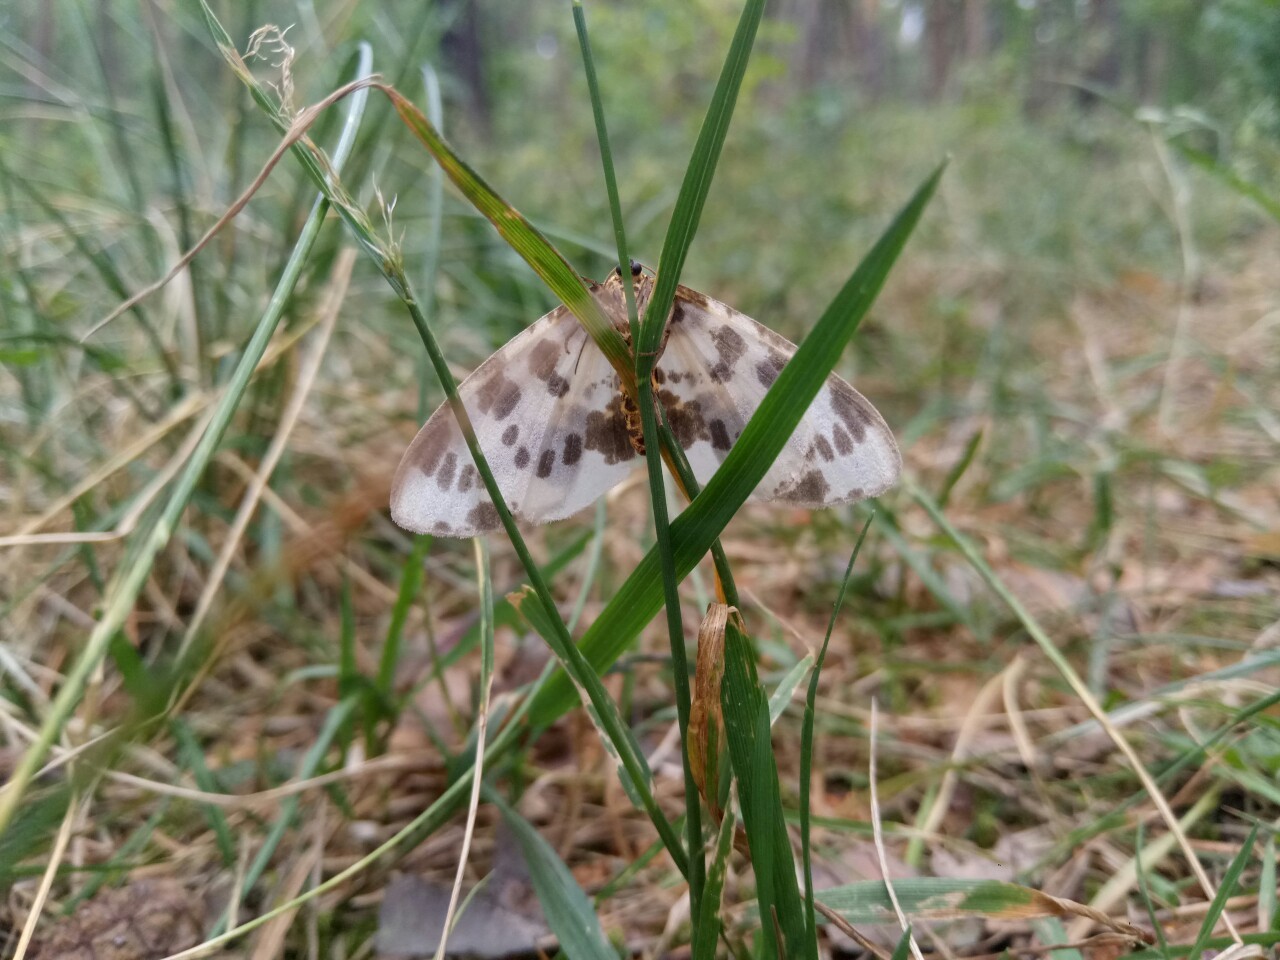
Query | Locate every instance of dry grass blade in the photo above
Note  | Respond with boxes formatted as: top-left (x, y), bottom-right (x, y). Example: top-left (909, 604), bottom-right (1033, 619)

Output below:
top-left (869, 698), bottom-right (926, 960)
top-left (435, 539), bottom-right (497, 960)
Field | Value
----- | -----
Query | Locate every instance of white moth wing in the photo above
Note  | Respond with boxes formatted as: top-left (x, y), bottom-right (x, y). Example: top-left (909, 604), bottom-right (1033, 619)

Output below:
top-left (391, 305), bottom-right (639, 537)
top-left (656, 288), bottom-right (901, 506)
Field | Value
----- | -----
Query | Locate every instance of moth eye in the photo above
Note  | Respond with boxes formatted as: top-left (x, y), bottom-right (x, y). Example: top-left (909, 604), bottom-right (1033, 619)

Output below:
top-left (629, 259), bottom-right (643, 277)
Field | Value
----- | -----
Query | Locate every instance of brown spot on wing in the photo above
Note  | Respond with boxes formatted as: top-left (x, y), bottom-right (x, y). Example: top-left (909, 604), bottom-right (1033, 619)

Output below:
top-left (709, 418), bottom-right (731, 452)
top-left (514, 446), bottom-right (530, 469)
top-left (436, 451), bottom-right (457, 490)
top-left (467, 501), bottom-right (501, 531)
top-left (536, 449), bottom-right (555, 479)
top-left (832, 424), bottom-right (853, 455)
top-left (709, 325), bottom-right (746, 383)
top-left (830, 381), bottom-right (871, 443)
top-left (675, 286), bottom-right (711, 310)
top-left (658, 388), bottom-right (709, 449)
top-left (528, 338), bottom-right (571, 396)
top-left (458, 464), bottom-right (476, 492)
top-left (813, 435), bottom-right (834, 462)
top-left (784, 469), bottom-right (829, 503)
top-left (477, 372), bottom-right (522, 421)
top-left (585, 395), bottom-right (636, 465)
top-left (502, 424), bottom-right (519, 446)
top-left (756, 351), bottom-right (785, 388)
top-left (563, 432), bottom-right (583, 465)
top-left (409, 421), bottom-right (451, 477)
top-left (528, 339), bottom-right (560, 380)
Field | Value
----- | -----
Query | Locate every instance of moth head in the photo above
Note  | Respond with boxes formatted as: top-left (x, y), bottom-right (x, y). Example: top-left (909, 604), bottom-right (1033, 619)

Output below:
top-left (609, 260), bottom-right (647, 280)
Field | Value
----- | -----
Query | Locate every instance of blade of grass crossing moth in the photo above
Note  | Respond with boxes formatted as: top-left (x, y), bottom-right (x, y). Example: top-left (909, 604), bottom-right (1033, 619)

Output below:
top-left (488, 791), bottom-right (616, 960)
top-left (1186, 823), bottom-right (1258, 960)
top-left (530, 161), bottom-right (945, 730)
top-left (573, 2), bottom-right (702, 921)
top-left (692, 806), bottom-right (738, 960)
top-left (803, 517), bottom-right (875, 960)
top-left (638, 0), bottom-right (768, 361)
top-left (0, 74), bottom-right (371, 836)
top-left (721, 611), bottom-right (808, 958)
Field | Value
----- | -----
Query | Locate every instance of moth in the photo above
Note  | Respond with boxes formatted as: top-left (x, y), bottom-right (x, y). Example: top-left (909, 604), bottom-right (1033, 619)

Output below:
top-left (391, 263), bottom-right (900, 538)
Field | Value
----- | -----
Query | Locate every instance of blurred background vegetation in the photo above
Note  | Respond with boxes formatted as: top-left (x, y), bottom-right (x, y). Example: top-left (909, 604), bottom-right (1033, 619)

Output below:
top-left (2, 0), bottom-right (1278, 957)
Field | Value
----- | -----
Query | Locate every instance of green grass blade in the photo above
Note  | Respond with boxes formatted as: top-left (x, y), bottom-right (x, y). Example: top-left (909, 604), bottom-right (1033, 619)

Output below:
top-left (379, 535), bottom-right (431, 702)
top-left (530, 161), bottom-right (945, 728)
top-left (1173, 142), bottom-right (1280, 224)
top-left (573, 0), bottom-right (702, 921)
top-left (721, 613), bottom-right (807, 958)
top-left (490, 792), bottom-right (616, 960)
top-left (172, 720), bottom-right (236, 867)
top-left (638, 0), bottom-right (768, 361)
top-left (1186, 823), bottom-right (1259, 960)
top-left (692, 805), bottom-right (738, 960)
top-left (768, 654), bottom-right (814, 726)
top-left (802, 517), bottom-right (875, 960)
top-left (891, 927), bottom-right (916, 960)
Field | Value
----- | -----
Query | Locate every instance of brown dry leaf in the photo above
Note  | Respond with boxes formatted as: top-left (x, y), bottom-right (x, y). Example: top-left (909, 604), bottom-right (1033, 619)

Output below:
top-left (688, 603), bottom-right (730, 824)
top-left (28, 878), bottom-right (204, 960)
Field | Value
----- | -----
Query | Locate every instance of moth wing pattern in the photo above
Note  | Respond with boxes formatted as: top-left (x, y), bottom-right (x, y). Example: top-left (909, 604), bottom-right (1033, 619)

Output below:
top-left (390, 304), bottom-right (638, 537)
top-left (655, 287), bottom-right (901, 506)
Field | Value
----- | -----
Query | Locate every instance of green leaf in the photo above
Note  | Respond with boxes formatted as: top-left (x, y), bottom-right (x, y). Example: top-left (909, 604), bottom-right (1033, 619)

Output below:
top-left (803, 518), bottom-right (874, 960)
top-left (721, 612), bottom-right (807, 958)
top-left (492, 793), bottom-right (617, 960)
top-left (768, 653), bottom-right (814, 726)
top-left (692, 805), bottom-right (739, 960)
top-left (1186, 823), bottom-right (1259, 960)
